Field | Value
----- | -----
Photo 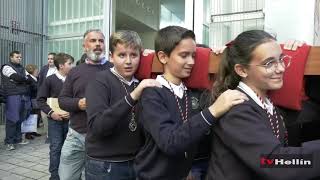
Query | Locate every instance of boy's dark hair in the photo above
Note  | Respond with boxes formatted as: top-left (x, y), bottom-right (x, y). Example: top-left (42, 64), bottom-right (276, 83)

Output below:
top-left (109, 30), bottom-right (142, 54)
top-left (212, 30), bottom-right (276, 99)
top-left (54, 53), bottom-right (74, 70)
top-left (9, 50), bottom-right (21, 57)
top-left (155, 26), bottom-right (195, 58)
top-left (48, 52), bottom-right (56, 56)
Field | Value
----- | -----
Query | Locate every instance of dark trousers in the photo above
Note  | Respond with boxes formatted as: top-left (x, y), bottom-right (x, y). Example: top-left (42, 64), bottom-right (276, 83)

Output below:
top-left (85, 156), bottom-right (135, 180)
top-left (5, 95), bottom-right (31, 144)
top-left (190, 159), bottom-right (209, 180)
top-left (5, 119), bottom-right (22, 144)
top-left (48, 118), bottom-right (69, 180)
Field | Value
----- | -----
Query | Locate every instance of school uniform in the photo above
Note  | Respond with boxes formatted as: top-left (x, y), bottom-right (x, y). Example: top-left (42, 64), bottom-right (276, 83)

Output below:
top-left (206, 82), bottom-right (320, 180)
top-left (37, 72), bottom-right (69, 180)
top-left (85, 67), bottom-right (141, 180)
top-left (135, 75), bottom-right (216, 180)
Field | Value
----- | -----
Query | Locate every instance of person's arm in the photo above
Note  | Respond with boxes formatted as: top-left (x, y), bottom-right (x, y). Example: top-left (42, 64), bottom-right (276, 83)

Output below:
top-left (86, 76), bottom-right (161, 137)
top-left (2, 65), bottom-right (29, 83)
top-left (86, 77), bottom-right (136, 137)
top-left (36, 77), bottom-right (53, 115)
top-left (140, 87), bottom-right (215, 155)
top-left (58, 69), bottom-right (81, 112)
top-left (37, 77), bottom-right (64, 120)
top-left (218, 104), bottom-right (320, 180)
top-left (140, 87), bottom-right (248, 155)
top-left (27, 76), bottom-right (37, 93)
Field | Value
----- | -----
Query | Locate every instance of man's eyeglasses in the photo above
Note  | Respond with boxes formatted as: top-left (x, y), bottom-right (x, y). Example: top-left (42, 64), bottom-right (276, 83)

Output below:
top-left (245, 55), bottom-right (291, 74)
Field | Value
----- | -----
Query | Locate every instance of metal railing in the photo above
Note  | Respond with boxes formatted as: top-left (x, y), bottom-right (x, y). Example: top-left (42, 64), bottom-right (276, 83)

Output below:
top-left (0, 0), bottom-right (47, 124)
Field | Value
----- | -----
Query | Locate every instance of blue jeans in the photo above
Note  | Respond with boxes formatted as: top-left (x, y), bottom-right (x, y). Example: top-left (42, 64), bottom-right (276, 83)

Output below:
top-left (59, 128), bottom-right (86, 180)
top-left (85, 156), bottom-right (135, 180)
top-left (5, 119), bottom-right (22, 144)
top-left (5, 95), bottom-right (31, 144)
top-left (48, 118), bottom-right (69, 180)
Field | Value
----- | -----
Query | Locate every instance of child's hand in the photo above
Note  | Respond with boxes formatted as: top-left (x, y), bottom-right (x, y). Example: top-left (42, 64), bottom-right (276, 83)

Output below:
top-left (78, 98), bottom-right (86, 110)
top-left (212, 46), bottom-right (227, 54)
top-left (142, 49), bottom-right (155, 56)
top-left (50, 112), bottom-right (63, 121)
top-left (130, 79), bottom-right (162, 100)
top-left (60, 112), bottom-right (70, 120)
top-left (209, 89), bottom-right (248, 118)
top-left (283, 40), bottom-right (304, 51)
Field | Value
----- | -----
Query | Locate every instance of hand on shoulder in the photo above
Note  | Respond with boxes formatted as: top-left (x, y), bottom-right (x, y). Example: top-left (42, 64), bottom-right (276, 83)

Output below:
top-left (209, 89), bottom-right (248, 118)
top-left (130, 79), bottom-right (162, 100)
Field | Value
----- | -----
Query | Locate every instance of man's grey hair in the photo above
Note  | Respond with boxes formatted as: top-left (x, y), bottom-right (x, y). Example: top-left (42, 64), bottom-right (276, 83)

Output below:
top-left (83, 29), bottom-right (105, 41)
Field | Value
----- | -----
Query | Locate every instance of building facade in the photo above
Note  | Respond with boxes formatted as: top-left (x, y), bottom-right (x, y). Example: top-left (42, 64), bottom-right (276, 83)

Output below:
top-left (47, 0), bottom-right (211, 60)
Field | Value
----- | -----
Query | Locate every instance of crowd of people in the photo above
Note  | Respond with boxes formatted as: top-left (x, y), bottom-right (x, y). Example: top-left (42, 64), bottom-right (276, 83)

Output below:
top-left (0, 26), bottom-right (319, 180)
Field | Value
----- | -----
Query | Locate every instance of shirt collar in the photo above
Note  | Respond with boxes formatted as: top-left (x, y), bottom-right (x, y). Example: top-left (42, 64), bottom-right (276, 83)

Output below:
top-left (156, 75), bottom-right (187, 99)
top-left (48, 66), bottom-right (57, 70)
top-left (237, 81), bottom-right (274, 115)
top-left (110, 67), bottom-right (139, 86)
top-left (85, 56), bottom-right (108, 65)
top-left (55, 71), bottom-right (66, 82)
top-left (29, 74), bottom-right (37, 81)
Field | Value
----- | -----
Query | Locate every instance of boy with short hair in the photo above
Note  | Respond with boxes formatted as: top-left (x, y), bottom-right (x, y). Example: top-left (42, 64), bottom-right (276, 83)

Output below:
top-left (85, 30), bottom-right (161, 180)
top-left (134, 26), bottom-right (248, 179)
top-left (37, 53), bottom-right (74, 180)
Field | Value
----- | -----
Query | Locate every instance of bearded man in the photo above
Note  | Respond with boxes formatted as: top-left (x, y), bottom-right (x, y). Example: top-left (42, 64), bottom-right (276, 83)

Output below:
top-left (58, 29), bottom-right (112, 180)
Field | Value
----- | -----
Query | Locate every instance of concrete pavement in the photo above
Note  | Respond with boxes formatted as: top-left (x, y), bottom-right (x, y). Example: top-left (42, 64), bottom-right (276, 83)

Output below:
top-left (0, 125), bottom-right (50, 180)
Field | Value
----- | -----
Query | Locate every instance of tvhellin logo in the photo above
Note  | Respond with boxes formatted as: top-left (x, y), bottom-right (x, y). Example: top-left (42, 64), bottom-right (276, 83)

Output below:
top-left (260, 154), bottom-right (313, 168)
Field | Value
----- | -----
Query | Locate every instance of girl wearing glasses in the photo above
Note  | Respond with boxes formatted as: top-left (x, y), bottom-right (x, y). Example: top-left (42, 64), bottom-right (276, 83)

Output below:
top-left (206, 30), bottom-right (320, 180)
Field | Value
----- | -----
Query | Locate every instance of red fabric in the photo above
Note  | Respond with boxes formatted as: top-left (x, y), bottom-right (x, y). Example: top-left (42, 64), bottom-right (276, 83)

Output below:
top-left (269, 44), bottom-right (311, 110)
top-left (135, 52), bottom-right (154, 80)
top-left (136, 47), bottom-right (213, 89)
top-left (183, 47), bottom-right (212, 89)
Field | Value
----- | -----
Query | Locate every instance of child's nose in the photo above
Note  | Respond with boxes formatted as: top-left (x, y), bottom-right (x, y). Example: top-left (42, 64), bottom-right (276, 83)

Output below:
top-left (188, 56), bottom-right (195, 65)
top-left (125, 56), bottom-right (132, 64)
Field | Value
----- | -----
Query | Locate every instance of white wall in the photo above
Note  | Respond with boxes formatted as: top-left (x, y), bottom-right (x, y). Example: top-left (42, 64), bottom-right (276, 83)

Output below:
top-left (264, 0), bottom-right (315, 44)
top-left (194, 0), bottom-right (204, 43)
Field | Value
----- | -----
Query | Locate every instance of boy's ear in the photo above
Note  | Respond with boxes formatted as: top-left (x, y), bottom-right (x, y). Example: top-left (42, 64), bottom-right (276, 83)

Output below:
top-left (157, 51), bottom-right (168, 65)
top-left (109, 52), bottom-right (113, 63)
top-left (59, 64), bottom-right (64, 70)
top-left (234, 64), bottom-right (248, 78)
